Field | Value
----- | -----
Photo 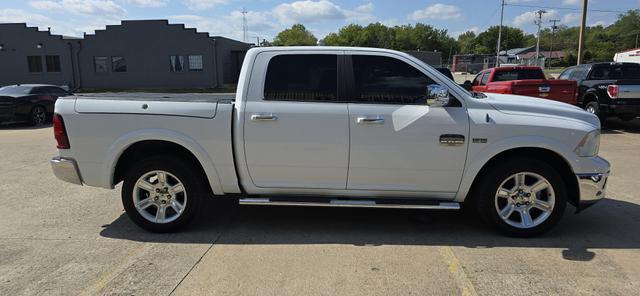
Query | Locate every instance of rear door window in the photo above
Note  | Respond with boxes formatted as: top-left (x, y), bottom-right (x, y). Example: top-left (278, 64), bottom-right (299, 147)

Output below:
top-left (264, 54), bottom-right (338, 102)
top-left (558, 68), bottom-right (573, 80)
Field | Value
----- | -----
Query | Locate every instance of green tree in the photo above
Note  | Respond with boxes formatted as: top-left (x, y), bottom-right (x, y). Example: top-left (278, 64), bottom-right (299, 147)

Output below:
top-left (272, 24), bottom-right (318, 46)
top-left (457, 31), bottom-right (478, 54)
top-left (476, 26), bottom-right (527, 54)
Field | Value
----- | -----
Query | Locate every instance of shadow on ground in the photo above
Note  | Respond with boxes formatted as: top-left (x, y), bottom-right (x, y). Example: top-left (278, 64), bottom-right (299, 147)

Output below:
top-left (100, 197), bottom-right (640, 261)
top-left (602, 118), bottom-right (640, 134)
top-left (0, 122), bottom-right (51, 130)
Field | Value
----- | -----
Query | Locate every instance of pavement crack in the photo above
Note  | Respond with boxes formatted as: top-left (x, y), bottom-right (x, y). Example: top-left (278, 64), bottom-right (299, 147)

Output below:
top-left (167, 213), bottom-right (235, 296)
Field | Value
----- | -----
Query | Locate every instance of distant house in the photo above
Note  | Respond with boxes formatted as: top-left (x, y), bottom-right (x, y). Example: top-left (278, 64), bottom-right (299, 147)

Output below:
top-left (0, 20), bottom-right (252, 90)
top-left (404, 51), bottom-right (442, 66)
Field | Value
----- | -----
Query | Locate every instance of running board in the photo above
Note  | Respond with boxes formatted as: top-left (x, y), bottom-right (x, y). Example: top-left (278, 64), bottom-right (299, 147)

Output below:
top-left (238, 198), bottom-right (460, 210)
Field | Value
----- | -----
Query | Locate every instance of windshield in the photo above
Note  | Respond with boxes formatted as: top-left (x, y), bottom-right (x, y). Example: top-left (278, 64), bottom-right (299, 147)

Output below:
top-left (0, 86), bottom-right (32, 95)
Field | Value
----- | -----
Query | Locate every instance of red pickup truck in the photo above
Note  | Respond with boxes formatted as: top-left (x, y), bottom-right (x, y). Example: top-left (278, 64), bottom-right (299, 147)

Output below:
top-left (467, 66), bottom-right (577, 104)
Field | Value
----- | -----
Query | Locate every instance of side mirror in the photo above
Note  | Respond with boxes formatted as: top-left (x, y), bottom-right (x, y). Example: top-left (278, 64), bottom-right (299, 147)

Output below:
top-left (426, 84), bottom-right (450, 107)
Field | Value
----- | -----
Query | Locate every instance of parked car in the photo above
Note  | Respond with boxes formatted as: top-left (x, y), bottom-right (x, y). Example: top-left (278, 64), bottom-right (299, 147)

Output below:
top-left (0, 84), bottom-right (72, 126)
top-left (559, 62), bottom-right (640, 121)
top-left (466, 66), bottom-right (578, 104)
top-left (50, 47), bottom-right (609, 237)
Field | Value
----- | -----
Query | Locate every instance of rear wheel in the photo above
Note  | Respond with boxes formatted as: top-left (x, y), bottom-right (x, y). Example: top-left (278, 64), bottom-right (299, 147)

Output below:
top-left (584, 101), bottom-right (600, 116)
top-left (121, 155), bottom-right (204, 232)
top-left (30, 106), bottom-right (46, 126)
top-left (475, 157), bottom-right (567, 237)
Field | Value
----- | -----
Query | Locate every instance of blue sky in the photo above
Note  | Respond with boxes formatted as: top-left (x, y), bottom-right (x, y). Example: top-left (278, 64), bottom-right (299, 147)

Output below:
top-left (1, 0), bottom-right (638, 43)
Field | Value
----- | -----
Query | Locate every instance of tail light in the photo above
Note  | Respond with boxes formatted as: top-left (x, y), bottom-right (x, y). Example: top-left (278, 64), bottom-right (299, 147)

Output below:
top-left (607, 85), bottom-right (619, 99)
top-left (53, 114), bottom-right (70, 149)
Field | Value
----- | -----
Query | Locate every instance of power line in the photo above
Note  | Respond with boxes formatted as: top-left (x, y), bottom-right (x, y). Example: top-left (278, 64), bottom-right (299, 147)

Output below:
top-left (504, 3), bottom-right (623, 14)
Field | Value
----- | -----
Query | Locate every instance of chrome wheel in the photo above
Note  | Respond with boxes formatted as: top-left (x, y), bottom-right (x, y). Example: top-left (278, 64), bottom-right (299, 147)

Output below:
top-left (133, 170), bottom-right (187, 224)
top-left (494, 172), bottom-right (555, 229)
top-left (32, 106), bottom-right (46, 126)
top-left (586, 105), bottom-right (596, 114)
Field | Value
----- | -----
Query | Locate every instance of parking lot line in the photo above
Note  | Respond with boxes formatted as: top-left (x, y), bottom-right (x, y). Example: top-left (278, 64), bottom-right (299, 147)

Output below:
top-left (439, 246), bottom-right (478, 296)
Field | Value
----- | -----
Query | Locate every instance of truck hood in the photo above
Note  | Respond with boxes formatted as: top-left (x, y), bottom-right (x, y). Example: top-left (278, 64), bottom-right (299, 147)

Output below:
top-left (483, 93), bottom-right (600, 128)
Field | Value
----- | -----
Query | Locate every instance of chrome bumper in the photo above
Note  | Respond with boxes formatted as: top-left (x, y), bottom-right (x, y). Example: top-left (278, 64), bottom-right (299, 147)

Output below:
top-left (576, 172), bottom-right (608, 207)
top-left (50, 157), bottom-right (83, 185)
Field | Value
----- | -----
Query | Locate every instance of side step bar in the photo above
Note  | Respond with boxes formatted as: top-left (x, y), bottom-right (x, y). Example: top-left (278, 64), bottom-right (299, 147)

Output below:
top-left (238, 198), bottom-right (460, 210)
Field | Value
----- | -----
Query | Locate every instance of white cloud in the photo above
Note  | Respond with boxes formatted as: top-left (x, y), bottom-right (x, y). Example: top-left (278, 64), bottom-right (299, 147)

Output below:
top-left (182, 0), bottom-right (227, 10)
top-left (171, 10), bottom-right (279, 42)
top-left (0, 8), bottom-right (98, 36)
top-left (562, 13), bottom-right (580, 25)
top-left (408, 3), bottom-right (462, 21)
top-left (128, 0), bottom-right (168, 8)
top-left (273, 0), bottom-right (345, 24)
top-left (512, 10), bottom-right (560, 27)
top-left (270, 0), bottom-right (374, 24)
top-left (562, 0), bottom-right (580, 5)
top-left (28, 0), bottom-right (126, 17)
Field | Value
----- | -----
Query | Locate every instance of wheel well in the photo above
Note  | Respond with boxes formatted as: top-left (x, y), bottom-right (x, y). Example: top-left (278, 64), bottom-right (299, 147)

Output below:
top-left (468, 147), bottom-right (580, 207)
top-left (113, 140), bottom-right (212, 194)
top-left (582, 93), bottom-right (598, 107)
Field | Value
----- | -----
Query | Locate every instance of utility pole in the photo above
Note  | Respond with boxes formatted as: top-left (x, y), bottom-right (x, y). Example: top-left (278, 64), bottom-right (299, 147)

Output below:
top-left (495, 0), bottom-right (505, 67)
top-left (534, 10), bottom-right (547, 67)
top-left (577, 0), bottom-right (588, 65)
top-left (241, 8), bottom-right (248, 42)
top-left (636, 33), bottom-right (638, 48)
top-left (548, 19), bottom-right (560, 68)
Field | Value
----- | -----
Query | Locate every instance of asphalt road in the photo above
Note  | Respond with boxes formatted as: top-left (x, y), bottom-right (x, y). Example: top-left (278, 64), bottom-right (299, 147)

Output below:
top-left (1, 118), bottom-right (639, 295)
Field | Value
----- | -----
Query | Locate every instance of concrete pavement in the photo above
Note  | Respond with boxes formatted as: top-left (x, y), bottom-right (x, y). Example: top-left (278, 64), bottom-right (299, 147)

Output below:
top-left (1, 119), bottom-right (640, 295)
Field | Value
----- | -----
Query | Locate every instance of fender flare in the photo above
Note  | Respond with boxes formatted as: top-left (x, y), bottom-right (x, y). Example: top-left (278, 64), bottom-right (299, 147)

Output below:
top-left (102, 128), bottom-right (225, 195)
top-left (455, 136), bottom-right (576, 202)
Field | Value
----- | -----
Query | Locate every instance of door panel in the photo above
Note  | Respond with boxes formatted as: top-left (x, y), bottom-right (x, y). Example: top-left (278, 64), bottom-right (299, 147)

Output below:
top-left (244, 101), bottom-right (349, 189)
top-left (347, 104), bottom-right (469, 192)
top-left (345, 53), bottom-right (469, 194)
top-left (0, 96), bottom-right (16, 119)
top-left (242, 53), bottom-right (349, 189)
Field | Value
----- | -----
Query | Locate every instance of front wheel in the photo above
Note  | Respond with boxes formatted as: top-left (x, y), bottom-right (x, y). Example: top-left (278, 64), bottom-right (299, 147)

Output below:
top-left (475, 158), bottom-right (567, 237)
top-left (121, 155), bottom-right (204, 232)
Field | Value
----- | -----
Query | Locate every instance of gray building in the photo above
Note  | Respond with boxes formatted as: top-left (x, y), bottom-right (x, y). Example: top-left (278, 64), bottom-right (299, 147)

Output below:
top-left (0, 23), bottom-right (81, 88)
top-left (0, 20), bottom-right (252, 90)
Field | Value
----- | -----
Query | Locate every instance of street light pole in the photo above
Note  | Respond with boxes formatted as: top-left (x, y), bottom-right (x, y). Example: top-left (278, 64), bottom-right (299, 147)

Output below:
top-left (549, 19), bottom-right (560, 68)
top-left (577, 0), bottom-right (588, 65)
top-left (534, 10), bottom-right (547, 67)
top-left (495, 0), bottom-right (505, 67)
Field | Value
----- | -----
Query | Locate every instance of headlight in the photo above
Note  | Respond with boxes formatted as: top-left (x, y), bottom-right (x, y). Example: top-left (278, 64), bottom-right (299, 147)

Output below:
top-left (575, 130), bottom-right (600, 157)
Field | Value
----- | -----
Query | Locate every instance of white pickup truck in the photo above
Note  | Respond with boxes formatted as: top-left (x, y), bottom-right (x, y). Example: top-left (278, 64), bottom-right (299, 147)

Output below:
top-left (51, 47), bottom-right (610, 237)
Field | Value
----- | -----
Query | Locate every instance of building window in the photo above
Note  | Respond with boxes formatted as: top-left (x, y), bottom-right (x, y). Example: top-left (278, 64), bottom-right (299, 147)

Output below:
top-left (27, 56), bottom-right (43, 72)
top-left (170, 55), bottom-right (185, 72)
top-left (111, 56), bottom-right (127, 72)
top-left (94, 57), bottom-right (108, 72)
top-left (45, 55), bottom-right (61, 72)
top-left (188, 55), bottom-right (203, 71)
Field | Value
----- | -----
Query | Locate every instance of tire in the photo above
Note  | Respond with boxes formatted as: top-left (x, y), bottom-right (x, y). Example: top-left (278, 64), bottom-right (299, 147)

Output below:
top-left (30, 105), bottom-right (46, 126)
top-left (474, 157), bottom-right (567, 237)
top-left (121, 155), bottom-right (205, 232)
top-left (584, 101), bottom-right (599, 116)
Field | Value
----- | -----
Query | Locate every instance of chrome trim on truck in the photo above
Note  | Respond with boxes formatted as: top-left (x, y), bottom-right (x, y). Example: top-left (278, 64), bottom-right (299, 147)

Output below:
top-left (50, 157), bottom-right (83, 185)
top-left (576, 172), bottom-right (609, 204)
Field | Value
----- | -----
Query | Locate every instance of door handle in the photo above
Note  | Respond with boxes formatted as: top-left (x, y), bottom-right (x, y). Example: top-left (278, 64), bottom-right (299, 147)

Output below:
top-left (251, 114), bottom-right (277, 122)
top-left (357, 116), bottom-right (385, 124)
